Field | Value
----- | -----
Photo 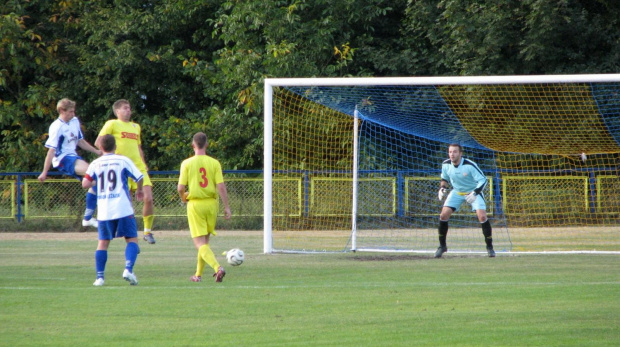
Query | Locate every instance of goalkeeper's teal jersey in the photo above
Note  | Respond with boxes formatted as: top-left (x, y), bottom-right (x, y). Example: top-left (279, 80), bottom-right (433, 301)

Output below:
top-left (440, 157), bottom-right (487, 195)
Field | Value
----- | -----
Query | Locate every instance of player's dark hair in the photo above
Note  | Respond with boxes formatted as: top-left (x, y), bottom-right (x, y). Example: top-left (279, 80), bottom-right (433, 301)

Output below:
top-left (449, 143), bottom-right (463, 152)
top-left (193, 132), bottom-right (208, 149)
top-left (100, 134), bottom-right (116, 152)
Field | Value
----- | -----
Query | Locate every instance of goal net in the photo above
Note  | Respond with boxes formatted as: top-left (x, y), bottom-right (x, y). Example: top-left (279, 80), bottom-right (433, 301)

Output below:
top-left (264, 75), bottom-right (620, 254)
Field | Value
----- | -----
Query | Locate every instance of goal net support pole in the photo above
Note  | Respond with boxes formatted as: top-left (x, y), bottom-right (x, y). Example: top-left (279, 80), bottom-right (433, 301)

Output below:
top-left (264, 82), bottom-right (273, 254)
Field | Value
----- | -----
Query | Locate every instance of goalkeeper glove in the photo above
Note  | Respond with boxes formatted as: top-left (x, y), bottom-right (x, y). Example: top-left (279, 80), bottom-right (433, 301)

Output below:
top-left (438, 187), bottom-right (448, 201)
top-left (465, 192), bottom-right (477, 204)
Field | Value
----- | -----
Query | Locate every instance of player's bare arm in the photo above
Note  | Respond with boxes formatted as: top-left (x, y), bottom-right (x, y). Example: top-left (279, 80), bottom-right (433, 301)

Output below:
top-left (177, 184), bottom-right (188, 203)
top-left (94, 136), bottom-right (103, 151)
top-left (217, 183), bottom-right (231, 219)
top-left (81, 175), bottom-right (95, 189)
top-left (135, 180), bottom-right (144, 202)
top-left (78, 138), bottom-right (103, 156)
top-left (38, 148), bottom-right (56, 182)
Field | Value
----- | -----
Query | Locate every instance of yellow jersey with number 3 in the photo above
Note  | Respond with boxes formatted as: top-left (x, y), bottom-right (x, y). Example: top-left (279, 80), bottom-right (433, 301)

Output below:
top-left (98, 119), bottom-right (146, 171)
top-left (178, 155), bottom-right (224, 200)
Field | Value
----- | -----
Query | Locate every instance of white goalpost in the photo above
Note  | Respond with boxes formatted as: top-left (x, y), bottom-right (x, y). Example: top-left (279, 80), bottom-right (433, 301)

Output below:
top-left (264, 74), bottom-right (620, 254)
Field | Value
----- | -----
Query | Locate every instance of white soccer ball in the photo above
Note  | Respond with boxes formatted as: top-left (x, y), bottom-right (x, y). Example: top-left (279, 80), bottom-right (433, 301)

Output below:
top-left (226, 248), bottom-right (244, 266)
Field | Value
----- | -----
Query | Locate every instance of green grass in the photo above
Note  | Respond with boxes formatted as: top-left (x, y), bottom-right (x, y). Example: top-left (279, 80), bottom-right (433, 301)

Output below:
top-left (0, 231), bottom-right (618, 346)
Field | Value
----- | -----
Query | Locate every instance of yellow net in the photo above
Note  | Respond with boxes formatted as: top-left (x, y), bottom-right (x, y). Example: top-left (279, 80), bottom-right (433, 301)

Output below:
top-left (269, 81), bottom-right (620, 253)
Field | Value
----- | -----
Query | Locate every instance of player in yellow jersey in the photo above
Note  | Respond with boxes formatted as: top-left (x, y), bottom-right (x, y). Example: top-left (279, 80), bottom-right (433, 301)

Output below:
top-left (95, 99), bottom-right (157, 244)
top-left (177, 132), bottom-right (231, 283)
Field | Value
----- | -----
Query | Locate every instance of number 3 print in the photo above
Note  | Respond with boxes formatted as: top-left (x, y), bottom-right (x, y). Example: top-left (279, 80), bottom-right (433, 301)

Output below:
top-left (199, 167), bottom-right (208, 188)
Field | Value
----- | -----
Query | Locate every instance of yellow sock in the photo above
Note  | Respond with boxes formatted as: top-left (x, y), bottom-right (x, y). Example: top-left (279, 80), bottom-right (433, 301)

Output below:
top-left (198, 244), bottom-right (220, 273)
top-left (195, 252), bottom-right (206, 277)
top-left (143, 215), bottom-right (154, 234)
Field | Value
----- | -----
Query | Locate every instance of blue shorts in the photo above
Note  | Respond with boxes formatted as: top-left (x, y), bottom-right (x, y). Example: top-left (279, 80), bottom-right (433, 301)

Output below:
top-left (444, 191), bottom-right (487, 212)
top-left (98, 215), bottom-right (138, 240)
top-left (57, 155), bottom-right (83, 180)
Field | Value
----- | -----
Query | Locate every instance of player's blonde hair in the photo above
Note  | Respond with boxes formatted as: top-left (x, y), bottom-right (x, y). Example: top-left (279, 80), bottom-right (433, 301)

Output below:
top-left (56, 98), bottom-right (76, 112)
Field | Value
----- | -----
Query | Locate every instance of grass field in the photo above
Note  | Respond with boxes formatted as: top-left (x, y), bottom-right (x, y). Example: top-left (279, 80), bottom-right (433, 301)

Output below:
top-left (0, 230), bottom-right (618, 346)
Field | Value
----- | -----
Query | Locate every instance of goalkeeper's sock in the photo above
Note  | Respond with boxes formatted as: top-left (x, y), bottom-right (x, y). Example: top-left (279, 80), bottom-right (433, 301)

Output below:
top-left (124, 242), bottom-right (139, 273)
top-left (481, 220), bottom-right (493, 248)
top-left (198, 244), bottom-right (220, 273)
top-left (95, 250), bottom-right (108, 279)
top-left (438, 220), bottom-right (449, 248)
top-left (84, 191), bottom-right (97, 221)
top-left (143, 215), bottom-right (154, 234)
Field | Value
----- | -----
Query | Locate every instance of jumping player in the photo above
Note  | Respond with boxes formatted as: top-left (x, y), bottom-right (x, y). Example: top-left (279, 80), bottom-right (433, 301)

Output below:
top-left (38, 98), bottom-right (101, 227)
top-left (96, 99), bottom-right (156, 244)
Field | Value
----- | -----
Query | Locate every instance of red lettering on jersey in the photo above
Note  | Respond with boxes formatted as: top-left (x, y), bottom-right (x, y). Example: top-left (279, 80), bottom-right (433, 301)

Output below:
top-left (121, 132), bottom-right (139, 140)
top-left (199, 167), bottom-right (209, 188)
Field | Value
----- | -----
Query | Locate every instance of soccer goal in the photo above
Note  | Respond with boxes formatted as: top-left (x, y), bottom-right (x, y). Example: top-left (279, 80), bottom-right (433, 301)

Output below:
top-left (264, 74), bottom-right (620, 254)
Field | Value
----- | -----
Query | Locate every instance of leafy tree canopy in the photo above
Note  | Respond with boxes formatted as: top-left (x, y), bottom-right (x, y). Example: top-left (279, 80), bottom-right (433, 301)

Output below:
top-left (1, 0), bottom-right (619, 172)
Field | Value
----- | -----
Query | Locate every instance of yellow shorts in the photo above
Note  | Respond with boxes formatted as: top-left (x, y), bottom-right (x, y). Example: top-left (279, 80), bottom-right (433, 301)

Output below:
top-left (186, 199), bottom-right (219, 238)
top-left (128, 169), bottom-right (152, 190)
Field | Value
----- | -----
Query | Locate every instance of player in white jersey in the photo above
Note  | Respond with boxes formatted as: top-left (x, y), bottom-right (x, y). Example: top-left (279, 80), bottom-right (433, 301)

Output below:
top-left (82, 134), bottom-right (144, 286)
top-left (38, 98), bottom-right (102, 228)
top-left (436, 144), bottom-right (495, 258)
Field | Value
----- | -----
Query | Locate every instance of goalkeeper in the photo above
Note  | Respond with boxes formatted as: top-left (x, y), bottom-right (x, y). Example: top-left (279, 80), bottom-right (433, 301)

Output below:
top-left (435, 144), bottom-right (495, 258)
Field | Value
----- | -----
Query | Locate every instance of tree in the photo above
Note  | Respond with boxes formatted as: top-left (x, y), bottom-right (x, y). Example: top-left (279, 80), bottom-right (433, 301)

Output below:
top-left (401, 0), bottom-right (620, 75)
top-left (0, 0), bottom-right (67, 171)
top-left (62, 0), bottom-right (223, 170)
top-left (2, 0), bottom-right (619, 173)
top-left (181, 0), bottom-right (407, 168)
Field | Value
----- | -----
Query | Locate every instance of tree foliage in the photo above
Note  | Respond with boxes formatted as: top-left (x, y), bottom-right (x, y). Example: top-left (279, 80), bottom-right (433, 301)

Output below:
top-left (1, 0), bottom-right (619, 172)
top-left (402, 0), bottom-right (620, 75)
top-left (0, 0), bottom-right (67, 171)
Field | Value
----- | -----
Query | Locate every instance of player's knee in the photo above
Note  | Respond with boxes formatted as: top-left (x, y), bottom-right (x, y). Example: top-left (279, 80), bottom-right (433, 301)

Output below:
top-left (439, 208), bottom-right (453, 220)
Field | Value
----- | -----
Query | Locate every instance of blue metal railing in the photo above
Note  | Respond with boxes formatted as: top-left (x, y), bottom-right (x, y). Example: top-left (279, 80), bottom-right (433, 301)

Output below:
top-left (1, 167), bottom-right (614, 222)
top-left (0, 170), bottom-right (262, 222)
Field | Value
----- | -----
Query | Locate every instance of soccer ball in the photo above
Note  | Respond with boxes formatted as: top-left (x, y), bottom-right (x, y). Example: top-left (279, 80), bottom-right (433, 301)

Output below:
top-left (226, 248), bottom-right (244, 266)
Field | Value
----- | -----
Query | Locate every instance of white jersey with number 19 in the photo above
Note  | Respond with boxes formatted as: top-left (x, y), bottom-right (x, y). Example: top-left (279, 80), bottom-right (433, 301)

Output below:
top-left (84, 154), bottom-right (144, 221)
